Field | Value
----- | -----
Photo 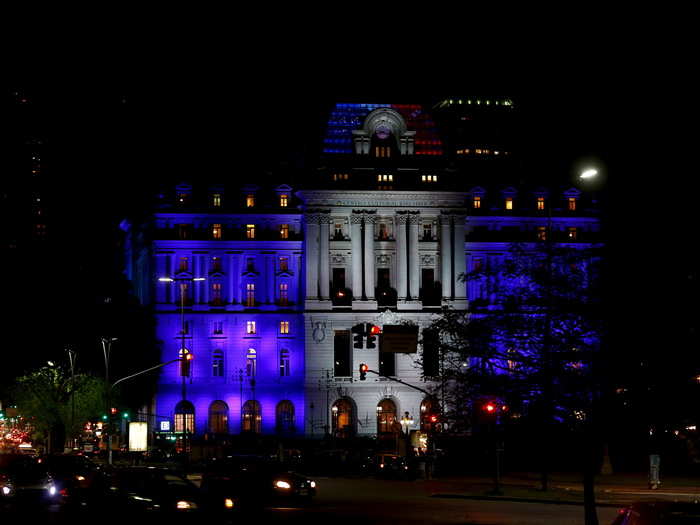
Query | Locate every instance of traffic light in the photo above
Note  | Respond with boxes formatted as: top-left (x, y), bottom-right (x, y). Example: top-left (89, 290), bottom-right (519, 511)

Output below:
top-left (180, 351), bottom-right (193, 376)
top-left (110, 407), bottom-right (117, 415)
top-left (351, 324), bottom-right (365, 349)
top-left (101, 414), bottom-right (108, 421)
top-left (483, 402), bottom-right (496, 414)
top-left (0, 411), bottom-right (5, 420)
top-left (359, 363), bottom-right (368, 380)
top-left (366, 323), bottom-right (380, 349)
top-left (122, 412), bottom-right (129, 419)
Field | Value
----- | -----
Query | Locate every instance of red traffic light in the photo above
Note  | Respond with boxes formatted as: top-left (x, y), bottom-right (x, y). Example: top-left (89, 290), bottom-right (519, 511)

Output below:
top-left (360, 364), bottom-right (368, 373)
top-left (430, 415), bottom-right (438, 423)
top-left (110, 407), bottom-right (117, 415)
top-left (370, 325), bottom-right (382, 335)
top-left (483, 403), bottom-right (496, 413)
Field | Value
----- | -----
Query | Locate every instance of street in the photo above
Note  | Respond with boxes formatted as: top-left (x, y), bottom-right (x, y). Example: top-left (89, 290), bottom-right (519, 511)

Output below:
top-left (245, 477), bottom-right (621, 525)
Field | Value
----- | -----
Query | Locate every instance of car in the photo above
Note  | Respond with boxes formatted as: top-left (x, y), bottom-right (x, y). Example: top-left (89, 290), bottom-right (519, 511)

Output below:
top-left (374, 453), bottom-right (415, 479)
top-left (102, 466), bottom-right (227, 517)
top-left (0, 453), bottom-right (61, 512)
top-left (42, 453), bottom-right (108, 510)
top-left (611, 501), bottom-right (700, 524)
top-left (200, 455), bottom-right (317, 509)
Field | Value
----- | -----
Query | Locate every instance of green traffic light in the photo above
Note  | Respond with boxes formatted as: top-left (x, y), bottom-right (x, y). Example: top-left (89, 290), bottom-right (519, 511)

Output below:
top-left (122, 412), bottom-right (129, 418)
top-left (102, 414), bottom-right (108, 420)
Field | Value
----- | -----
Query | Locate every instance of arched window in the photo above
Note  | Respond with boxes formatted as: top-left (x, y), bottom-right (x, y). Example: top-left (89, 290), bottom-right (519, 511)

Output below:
top-left (178, 348), bottom-right (191, 377)
top-left (209, 400), bottom-right (229, 434)
top-left (279, 348), bottom-right (290, 377)
top-left (174, 400), bottom-right (195, 434)
top-left (376, 399), bottom-right (398, 434)
top-left (331, 398), bottom-right (355, 439)
top-left (242, 400), bottom-right (261, 433)
top-left (212, 349), bottom-right (224, 377)
top-left (276, 400), bottom-right (295, 434)
top-left (246, 348), bottom-right (257, 377)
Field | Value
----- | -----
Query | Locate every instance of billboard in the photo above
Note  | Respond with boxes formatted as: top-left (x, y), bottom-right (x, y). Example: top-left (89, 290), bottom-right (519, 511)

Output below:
top-left (379, 325), bottom-right (419, 353)
top-left (128, 422), bottom-right (148, 452)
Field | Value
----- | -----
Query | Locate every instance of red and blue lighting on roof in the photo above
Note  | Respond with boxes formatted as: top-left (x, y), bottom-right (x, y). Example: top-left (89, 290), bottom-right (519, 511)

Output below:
top-left (323, 103), bottom-right (443, 156)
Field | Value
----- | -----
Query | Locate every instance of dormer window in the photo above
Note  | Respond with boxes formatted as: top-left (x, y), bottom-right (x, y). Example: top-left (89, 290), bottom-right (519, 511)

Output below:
top-left (537, 197), bottom-right (545, 210)
top-left (568, 197), bottom-right (577, 211)
top-left (505, 197), bottom-right (514, 210)
top-left (280, 194), bottom-right (288, 207)
top-left (473, 196), bottom-right (481, 209)
top-left (246, 194), bottom-right (255, 208)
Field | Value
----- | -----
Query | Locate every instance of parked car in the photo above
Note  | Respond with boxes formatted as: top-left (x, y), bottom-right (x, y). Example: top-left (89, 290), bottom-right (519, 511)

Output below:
top-left (200, 455), bottom-right (317, 508)
top-left (43, 453), bottom-right (108, 509)
top-left (611, 501), bottom-right (700, 524)
top-left (0, 454), bottom-right (61, 512)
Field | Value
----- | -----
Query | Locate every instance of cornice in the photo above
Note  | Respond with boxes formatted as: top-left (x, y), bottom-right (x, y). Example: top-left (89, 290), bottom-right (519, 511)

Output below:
top-left (297, 190), bottom-right (467, 208)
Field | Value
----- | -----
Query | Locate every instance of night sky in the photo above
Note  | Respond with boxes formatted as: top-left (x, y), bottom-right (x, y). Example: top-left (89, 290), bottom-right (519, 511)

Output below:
top-left (3, 77), bottom-right (693, 386)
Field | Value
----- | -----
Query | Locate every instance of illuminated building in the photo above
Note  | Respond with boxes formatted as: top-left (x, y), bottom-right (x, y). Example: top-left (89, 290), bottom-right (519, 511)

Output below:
top-left (123, 98), bottom-right (601, 442)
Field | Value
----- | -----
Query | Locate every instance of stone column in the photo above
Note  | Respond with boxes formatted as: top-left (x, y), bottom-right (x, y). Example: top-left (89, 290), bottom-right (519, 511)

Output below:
top-left (305, 214), bottom-right (320, 300)
top-left (395, 213), bottom-right (408, 301)
top-left (408, 214), bottom-right (420, 300)
top-left (453, 215), bottom-right (467, 300)
top-left (267, 254), bottom-right (275, 304)
top-left (234, 254), bottom-right (243, 305)
top-left (156, 255), bottom-right (167, 303)
top-left (296, 254), bottom-right (304, 306)
top-left (201, 257), bottom-right (210, 305)
top-left (363, 213), bottom-right (376, 300)
top-left (351, 213), bottom-right (363, 300)
top-left (226, 254), bottom-right (237, 304)
top-left (440, 215), bottom-right (452, 299)
top-left (319, 214), bottom-right (331, 300)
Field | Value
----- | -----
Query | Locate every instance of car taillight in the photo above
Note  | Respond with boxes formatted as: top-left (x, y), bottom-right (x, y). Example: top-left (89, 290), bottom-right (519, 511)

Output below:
top-left (60, 488), bottom-right (69, 496)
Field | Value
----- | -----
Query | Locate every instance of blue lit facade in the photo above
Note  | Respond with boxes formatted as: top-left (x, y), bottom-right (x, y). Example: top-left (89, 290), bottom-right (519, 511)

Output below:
top-left (145, 184), bottom-right (306, 440)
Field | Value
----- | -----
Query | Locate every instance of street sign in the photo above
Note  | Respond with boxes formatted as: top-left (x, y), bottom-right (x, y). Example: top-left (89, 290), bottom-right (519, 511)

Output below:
top-left (380, 325), bottom-right (419, 353)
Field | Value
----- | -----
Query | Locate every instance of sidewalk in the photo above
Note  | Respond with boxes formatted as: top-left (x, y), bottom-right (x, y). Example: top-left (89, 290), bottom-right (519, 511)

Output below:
top-left (424, 472), bottom-right (700, 506)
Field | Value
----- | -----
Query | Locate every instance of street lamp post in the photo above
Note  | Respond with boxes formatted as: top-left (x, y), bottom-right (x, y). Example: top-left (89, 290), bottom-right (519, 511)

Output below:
top-left (400, 411), bottom-right (414, 456)
top-left (100, 337), bottom-right (117, 465)
top-left (66, 347), bottom-right (77, 451)
top-left (158, 276), bottom-right (205, 456)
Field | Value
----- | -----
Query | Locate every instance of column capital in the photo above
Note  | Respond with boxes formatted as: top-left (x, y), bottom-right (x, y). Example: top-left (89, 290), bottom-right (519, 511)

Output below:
top-left (407, 213), bottom-right (421, 225)
top-left (350, 213), bottom-right (364, 224)
top-left (439, 214), bottom-right (452, 226)
top-left (305, 209), bottom-right (331, 224)
top-left (363, 213), bottom-right (377, 224)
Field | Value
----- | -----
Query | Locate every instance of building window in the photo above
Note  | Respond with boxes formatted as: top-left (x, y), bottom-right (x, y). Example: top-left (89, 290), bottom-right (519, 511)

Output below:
top-left (176, 192), bottom-right (191, 205)
top-left (242, 400), bottom-right (261, 433)
top-left (177, 224), bottom-right (191, 240)
top-left (246, 224), bottom-right (256, 239)
top-left (333, 331), bottom-right (351, 377)
top-left (279, 348), bottom-right (290, 377)
top-left (177, 283), bottom-right (190, 306)
top-left (246, 320), bottom-right (256, 334)
top-left (537, 197), bottom-right (545, 210)
top-left (280, 224), bottom-right (289, 239)
top-left (279, 257), bottom-right (289, 272)
top-left (473, 196), bottom-right (481, 209)
top-left (376, 399), bottom-right (397, 434)
top-left (505, 197), bottom-right (514, 210)
top-left (178, 257), bottom-right (189, 272)
top-left (421, 174), bottom-right (438, 182)
top-left (208, 400), bottom-right (228, 433)
top-left (568, 197), bottom-right (577, 211)
top-left (246, 194), bottom-right (255, 208)
top-left (276, 400), bottom-right (295, 434)
top-left (332, 399), bottom-right (354, 438)
top-left (280, 321), bottom-right (290, 334)
top-left (212, 350), bottom-right (224, 377)
top-left (246, 258), bottom-right (255, 272)
top-left (213, 321), bottom-right (223, 334)
top-left (211, 283), bottom-right (223, 305)
top-left (568, 227), bottom-right (578, 240)
top-left (246, 349), bottom-right (257, 377)
top-left (377, 223), bottom-right (389, 240)
top-left (333, 223), bottom-right (344, 239)
top-left (211, 193), bottom-right (222, 207)
top-left (375, 146), bottom-right (391, 158)
top-left (212, 223), bottom-right (222, 240)
top-left (423, 223), bottom-right (433, 240)
top-left (279, 283), bottom-right (289, 306)
top-left (279, 194), bottom-right (288, 207)
top-left (245, 282), bottom-right (255, 306)
top-left (377, 174), bottom-right (393, 182)
top-left (379, 351), bottom-right (396, 377)
top-left (537, 226), bottom-right (547, 241)
top-left (332, 173), bottom-right (350, 181)
top-left (174, 400), bottom-right (195, 434)
top-left (422, 329), bottom-right (439, 377)
top-left (211, 257), bottom-right (222, 273)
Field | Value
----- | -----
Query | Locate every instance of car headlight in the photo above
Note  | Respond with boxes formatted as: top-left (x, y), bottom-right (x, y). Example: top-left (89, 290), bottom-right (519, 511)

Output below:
top-left (224, 498), bottom-right (235, 508)
top-left (274, 480), bottom-right (292, 490)
top-left (48, 486), bottom-right (56, 496)
top-left (2, 486), bottom-right (11, 496)
top-left (76, 475), bottom-right (86, 481)
top-left (309, 481), bottom-right (316, 488)
top-left (176, 500), bottom-right (197, 510)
